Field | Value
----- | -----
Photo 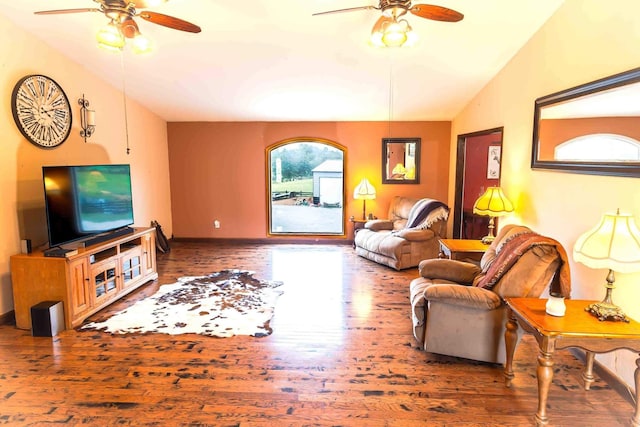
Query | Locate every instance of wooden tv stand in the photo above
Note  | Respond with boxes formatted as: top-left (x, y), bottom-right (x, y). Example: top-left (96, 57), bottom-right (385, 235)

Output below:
top-left (10, 227), bottom-right (158, 330)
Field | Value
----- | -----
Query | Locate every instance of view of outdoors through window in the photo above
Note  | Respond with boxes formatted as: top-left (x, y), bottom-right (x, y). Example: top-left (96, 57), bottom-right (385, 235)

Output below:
top-left (269, 141), bottom-right (344, 235)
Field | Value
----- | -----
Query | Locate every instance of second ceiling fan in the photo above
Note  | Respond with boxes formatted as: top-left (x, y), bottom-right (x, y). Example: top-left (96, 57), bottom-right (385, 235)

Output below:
top-left (313, 0), bottom-right (464, 47)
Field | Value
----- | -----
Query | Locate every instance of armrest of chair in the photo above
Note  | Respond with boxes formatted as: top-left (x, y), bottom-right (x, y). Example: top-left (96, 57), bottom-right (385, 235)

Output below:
top-left (393, 228), bottom-right (435, 241)
top-left (364, 219), bottom-right (394, 231)
top-left (418, 258), bottom-right (482, 284)
top-left (424, 284), bottom-right (502, 310)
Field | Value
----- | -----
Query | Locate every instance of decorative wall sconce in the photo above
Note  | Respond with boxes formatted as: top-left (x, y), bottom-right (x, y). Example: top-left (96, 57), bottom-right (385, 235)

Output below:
top-left (78, 94), bottom-right (96, 142)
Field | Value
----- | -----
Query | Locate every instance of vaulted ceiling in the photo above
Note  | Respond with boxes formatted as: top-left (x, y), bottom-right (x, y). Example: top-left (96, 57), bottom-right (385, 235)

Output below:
top-left (0, 0), bottom-right (564, 122)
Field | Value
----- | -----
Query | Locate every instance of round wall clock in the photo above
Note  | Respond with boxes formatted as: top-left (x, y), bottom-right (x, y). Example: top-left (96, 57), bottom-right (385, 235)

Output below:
top-left (11, 74), bottom-right (72, 148)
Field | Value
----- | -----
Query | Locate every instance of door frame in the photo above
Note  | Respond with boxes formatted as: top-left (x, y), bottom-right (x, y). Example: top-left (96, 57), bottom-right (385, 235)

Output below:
top-left (452, 127), bottom-right (504, 239)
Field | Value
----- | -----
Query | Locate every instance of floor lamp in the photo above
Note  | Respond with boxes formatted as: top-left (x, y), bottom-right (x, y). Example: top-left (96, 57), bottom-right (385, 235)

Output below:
top-left (472, 186), bottom-right (514, 244)
top-left (353, 178), bottom-right (376, 220)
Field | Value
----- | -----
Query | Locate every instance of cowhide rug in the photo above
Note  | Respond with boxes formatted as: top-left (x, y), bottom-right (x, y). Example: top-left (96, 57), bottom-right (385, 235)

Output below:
top-left (81, 269), bottom-right (284, 337)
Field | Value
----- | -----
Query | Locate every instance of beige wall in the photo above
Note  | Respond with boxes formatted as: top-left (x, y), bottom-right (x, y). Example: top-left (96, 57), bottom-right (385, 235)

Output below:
top-left (167, 121), bottom-right (451, 239)
top-left (452, 0), bottom-right (640, 389)
top-left (0, 14), bottom-right (172, 316)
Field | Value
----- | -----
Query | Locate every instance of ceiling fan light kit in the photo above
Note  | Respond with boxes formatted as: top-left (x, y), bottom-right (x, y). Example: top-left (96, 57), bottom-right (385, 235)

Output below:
top-left (314, 1), bottom-right (463, 48)
top-left (35, 0), bottom-right (201, 54)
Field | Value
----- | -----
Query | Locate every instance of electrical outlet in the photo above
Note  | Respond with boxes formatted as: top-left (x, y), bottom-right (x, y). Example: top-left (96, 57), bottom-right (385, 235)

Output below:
top-left (214, 220), bottom-right (221, 229)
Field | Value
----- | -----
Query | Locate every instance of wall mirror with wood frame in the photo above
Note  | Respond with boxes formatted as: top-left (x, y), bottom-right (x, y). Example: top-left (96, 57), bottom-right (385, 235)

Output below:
top-left (531, 67), bottom-right (640, 177)
top-left (382, 138), bottom-right (420, 184)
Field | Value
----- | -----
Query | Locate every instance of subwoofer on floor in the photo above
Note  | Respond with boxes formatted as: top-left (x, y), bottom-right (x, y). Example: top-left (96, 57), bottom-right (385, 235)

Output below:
top-left (31, 301), bottom-right (64, 337)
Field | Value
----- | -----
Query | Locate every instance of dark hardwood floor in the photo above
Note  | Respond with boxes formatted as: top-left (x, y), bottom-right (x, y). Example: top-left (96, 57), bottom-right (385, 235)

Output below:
top-left (0, 242), bottom-right (634, 426)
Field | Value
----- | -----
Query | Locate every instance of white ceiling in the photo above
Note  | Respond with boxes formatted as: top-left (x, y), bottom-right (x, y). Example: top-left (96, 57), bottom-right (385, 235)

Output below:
top-left (0, 0), bottom-right (564, 122)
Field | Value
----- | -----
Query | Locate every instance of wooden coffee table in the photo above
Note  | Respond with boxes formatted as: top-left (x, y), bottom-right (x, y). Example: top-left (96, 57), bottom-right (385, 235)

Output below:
top-left (504, 297), bottom-right (640, 426)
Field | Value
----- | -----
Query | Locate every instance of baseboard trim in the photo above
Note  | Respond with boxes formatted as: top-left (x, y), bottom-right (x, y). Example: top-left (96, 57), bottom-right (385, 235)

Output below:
top-left (570, 348), bottom-right (636, 407)
top-left (172, 237), bottom-right (351, 245)
top-left (0, 310), bottom-right (15, 326)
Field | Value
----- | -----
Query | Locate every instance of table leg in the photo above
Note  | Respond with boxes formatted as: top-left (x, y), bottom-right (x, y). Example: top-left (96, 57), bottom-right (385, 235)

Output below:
top-left (504, 308), bottom-right (518, 387)
top-left (582, 351), bottom-right (595, 391)
top-left (535, 349), bottom-right (554, 426)
top-left (632, 356), bottom-right (640, 427)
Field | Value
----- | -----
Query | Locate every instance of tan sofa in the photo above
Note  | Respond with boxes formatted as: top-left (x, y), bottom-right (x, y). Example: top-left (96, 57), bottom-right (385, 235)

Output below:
top-left (354, 196), bottom-right (449, 270)
top-left (409, 224), bottom-right (571, 364)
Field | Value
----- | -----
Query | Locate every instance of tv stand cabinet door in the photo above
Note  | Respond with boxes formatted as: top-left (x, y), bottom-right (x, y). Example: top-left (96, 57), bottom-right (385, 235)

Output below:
top-left (90, 259), bottom-right (119, 307)
top-left (142, 232), bottom-right (156, 276)
top-left (69, 258), bottom-right (91, 325)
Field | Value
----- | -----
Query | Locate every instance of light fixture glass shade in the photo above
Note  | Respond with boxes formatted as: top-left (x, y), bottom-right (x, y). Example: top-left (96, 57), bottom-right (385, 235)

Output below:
top-left (96, 22), bottom-right (125, 51)
top-left (472, 187), bottom-right (514, 217)
top-left (131, 33), bottom-right (153, 54)
top-left (371, 16), bottom-right (391, 47)
top-left (353, 178), bottom-right (376, 200)
top-left (370, 16), bottom-right (415, 47)
top-left (573, 211), bottom-right (640, 273)
top-left (381, 20), bottom-right (408, 47)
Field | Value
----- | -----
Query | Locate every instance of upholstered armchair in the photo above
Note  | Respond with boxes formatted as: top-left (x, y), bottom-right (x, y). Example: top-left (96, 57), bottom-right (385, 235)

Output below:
top-left (354, 196), bottom-right (449, 270)
top-left (409, 224), bottom-right (571, 364)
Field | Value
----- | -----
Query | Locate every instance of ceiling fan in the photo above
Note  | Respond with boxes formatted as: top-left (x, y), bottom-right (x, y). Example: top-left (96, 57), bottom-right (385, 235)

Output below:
top-left (313, 1), bottom-right (463, 47)
top-left (34, 0), bottom-right (201, 53)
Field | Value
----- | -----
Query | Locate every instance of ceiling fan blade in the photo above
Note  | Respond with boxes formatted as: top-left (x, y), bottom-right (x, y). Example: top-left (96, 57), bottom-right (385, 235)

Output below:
top-left (137, 11), bottom-right (201, 33)
top-left (312, 6), bottom-right (378, 16)
top-left (34, 8), bottom-right (100, 15)
top-left (410, 4), bottom-right (464, 22)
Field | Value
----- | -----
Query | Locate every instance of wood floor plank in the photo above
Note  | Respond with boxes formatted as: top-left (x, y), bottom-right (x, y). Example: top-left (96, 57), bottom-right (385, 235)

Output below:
top-left (0, 242), bottom-right (633, 426)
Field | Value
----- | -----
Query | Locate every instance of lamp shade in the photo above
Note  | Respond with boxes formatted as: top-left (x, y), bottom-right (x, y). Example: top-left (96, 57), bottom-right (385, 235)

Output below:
top-left (353, 178), bottom-right (376, 200)
top-left (573, 211), bottom-right (640, 274)
top-left (472, 187), bottom-right (514, 217)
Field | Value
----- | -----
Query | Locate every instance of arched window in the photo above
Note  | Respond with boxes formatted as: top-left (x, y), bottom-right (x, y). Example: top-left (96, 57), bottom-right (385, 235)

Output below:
top-left (267, 138), bottom-right (345, 236)
top-left (555, 133), bottom-right (640, 161)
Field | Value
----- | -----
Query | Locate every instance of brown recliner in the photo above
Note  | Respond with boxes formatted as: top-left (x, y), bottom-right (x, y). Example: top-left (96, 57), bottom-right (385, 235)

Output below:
top-left (354, 196), bottom-right (449, 270)
top-left (409, 224), bottom-right (571, 364)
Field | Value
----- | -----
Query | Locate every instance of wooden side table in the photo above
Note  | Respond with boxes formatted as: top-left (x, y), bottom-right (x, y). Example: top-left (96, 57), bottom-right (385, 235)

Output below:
top-left (504, 297), bottom-right (640, 426)
top-left (438, 239), bottom-right (488, 264)
top-left (349, 217), bottom-right (368, 247)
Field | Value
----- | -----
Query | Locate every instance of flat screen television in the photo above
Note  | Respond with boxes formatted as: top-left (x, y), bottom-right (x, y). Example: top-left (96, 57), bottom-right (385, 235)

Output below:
top-left (42, 164), bottom-right (135, 248)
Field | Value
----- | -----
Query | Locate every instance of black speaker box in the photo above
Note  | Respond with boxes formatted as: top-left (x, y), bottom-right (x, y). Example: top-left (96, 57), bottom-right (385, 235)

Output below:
top-left (31, 301), bottom-right (65, 337)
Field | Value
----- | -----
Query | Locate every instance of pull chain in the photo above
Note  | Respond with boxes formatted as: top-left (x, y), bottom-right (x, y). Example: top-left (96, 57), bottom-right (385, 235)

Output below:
top-left (120, 52), bottom-right (131, 155)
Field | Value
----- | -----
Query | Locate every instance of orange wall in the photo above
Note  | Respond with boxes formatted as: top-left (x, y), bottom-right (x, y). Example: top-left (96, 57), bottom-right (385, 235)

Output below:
top-left (167, 121), bottom-right (451, 239)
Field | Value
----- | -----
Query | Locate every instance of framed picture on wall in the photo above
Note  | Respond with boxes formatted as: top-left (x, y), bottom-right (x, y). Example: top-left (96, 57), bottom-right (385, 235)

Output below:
top-left (487, 146), bottom-right (501, 179)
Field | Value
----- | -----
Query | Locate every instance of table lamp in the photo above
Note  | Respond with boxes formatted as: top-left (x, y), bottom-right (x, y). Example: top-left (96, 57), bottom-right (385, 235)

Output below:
top-left (573, 209), bottom-right (640, 322)
top-left (353, 178), bottom-right (376, 220)
top-left (472, 186), bottom-right (514, 244)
